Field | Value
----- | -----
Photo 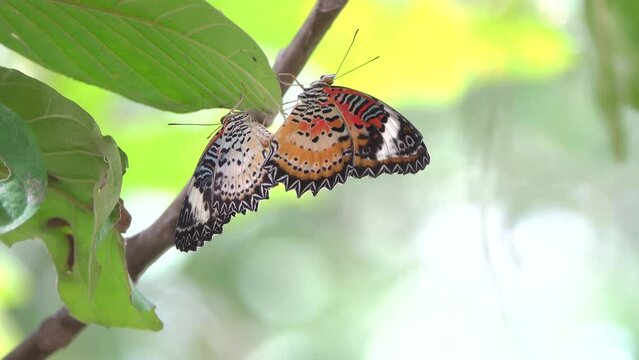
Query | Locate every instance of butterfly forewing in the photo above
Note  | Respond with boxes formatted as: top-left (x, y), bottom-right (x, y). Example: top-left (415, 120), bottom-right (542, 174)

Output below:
top-left (324, 86), bottom-right (430, 178)
top-left (174, 113), bottom-right (274, 252)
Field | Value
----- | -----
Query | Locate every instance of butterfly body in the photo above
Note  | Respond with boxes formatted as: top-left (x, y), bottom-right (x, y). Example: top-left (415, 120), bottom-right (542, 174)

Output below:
top-left (266, 75), bottom-right (430, 197)
top-left (175, 112), bottom-right (273, 252)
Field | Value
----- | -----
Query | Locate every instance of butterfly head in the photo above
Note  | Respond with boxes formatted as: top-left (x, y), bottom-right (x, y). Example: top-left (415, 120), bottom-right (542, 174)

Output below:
top-left (320, 74), bottom-right (336, 85)
top-left (298, 74), bottom-right (335, 104)
top-left (309, 74), bottom-right (335, 88)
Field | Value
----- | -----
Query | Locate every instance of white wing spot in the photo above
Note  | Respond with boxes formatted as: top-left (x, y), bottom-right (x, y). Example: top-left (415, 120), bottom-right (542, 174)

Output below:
top-left (187, 187), bottom-right (210, 223)
top-left (376, 109), bottom-right (401, 160)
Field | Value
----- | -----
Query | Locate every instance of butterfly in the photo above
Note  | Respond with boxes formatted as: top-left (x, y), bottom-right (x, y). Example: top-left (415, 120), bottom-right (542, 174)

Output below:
top-left (174, 111), bottom-right (274, 252)
top-left (265, 74), bottom-right (430, 197)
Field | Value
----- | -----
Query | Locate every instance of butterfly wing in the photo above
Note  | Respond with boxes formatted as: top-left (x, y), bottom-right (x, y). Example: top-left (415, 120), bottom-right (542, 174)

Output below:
top-left (211, 120), bottom-right (274, 216)
top-left (175, 113), bottom-right (277, 252)
top-left (175, 131), bottom-right (227, 252)
top-left (324, 86), bottom-right (430, 178)
top-left (266, 101), bottom-right (353, 197)
top-left (267, 84), bottom-right (430, 198)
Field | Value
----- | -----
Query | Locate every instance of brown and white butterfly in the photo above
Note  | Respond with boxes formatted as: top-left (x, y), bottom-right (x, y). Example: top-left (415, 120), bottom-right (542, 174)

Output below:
top-left (265, 74), bottom-right (430, 197)
top-left (174, 111), bottom-right (273, 252)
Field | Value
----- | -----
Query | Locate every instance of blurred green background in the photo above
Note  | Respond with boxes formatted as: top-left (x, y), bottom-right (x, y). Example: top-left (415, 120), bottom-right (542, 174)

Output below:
top-left (2, 0), bottom-right (639, 359)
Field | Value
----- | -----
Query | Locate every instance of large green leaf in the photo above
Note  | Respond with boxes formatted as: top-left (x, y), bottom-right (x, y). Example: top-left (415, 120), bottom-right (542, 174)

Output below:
top-left (0, 67), bottom-right (161, 330)
top-left (0, 0), bottom-right (281, 113)
top-left (0, 103), bottom-right (47, 233)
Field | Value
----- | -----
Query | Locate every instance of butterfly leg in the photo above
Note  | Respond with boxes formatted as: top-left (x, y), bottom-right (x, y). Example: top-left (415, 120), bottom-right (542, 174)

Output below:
top-left (278, 73), bottom-right (305, 88)
top-left (229, 91), bottom-right (245, 113)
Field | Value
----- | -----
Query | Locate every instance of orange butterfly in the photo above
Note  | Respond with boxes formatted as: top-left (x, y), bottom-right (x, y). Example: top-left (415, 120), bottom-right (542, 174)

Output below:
top-left (265, 74), bottom-right (430, 197)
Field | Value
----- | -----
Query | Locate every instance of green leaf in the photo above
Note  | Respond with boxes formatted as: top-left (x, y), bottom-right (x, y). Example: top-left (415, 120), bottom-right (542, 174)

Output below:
top-left (0, 67), bottom-right (161, 330)
top-left (0, 103), bottom-right (47, 233)
top-left (585, 0), bottom-right (628, 159)
top-left (0, 0), bottom-right (281, 113)
top-left (608, 0), bottom-right (639, 111)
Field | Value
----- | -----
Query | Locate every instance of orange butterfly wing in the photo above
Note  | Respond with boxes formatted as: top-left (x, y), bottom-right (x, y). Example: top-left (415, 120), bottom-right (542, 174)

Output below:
top-left (266, 82), bottom-right (430, 198)
top-left (266, 101), bottom-right (353, 197)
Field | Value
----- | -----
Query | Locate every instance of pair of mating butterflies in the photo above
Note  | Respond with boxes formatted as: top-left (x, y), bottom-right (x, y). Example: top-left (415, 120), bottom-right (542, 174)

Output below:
top-left (174, 74), bottom-right (431, 252)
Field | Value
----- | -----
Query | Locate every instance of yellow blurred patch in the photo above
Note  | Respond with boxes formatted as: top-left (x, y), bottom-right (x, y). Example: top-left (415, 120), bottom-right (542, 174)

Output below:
top-left (304, 0), bottom-right (573, 105)
top-left (0, 249), bottom-right (29, 308)
top-left (0, 249), bottom-right (28, 358)
top-left (0, 312), bottom-right (20, 359)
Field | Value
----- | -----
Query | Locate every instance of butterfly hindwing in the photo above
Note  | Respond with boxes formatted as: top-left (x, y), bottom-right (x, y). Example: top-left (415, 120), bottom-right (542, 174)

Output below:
top-left (174, 112), bottom-right (273, 252)
top-left (212, 120), bottom-right (274, 216)
top-left (266, 102), bottom-right (353, 197)
top-left (324, 86), bottom-right (430, 178)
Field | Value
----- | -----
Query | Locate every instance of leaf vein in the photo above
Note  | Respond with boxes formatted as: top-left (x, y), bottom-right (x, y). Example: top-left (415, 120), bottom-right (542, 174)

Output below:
top-left (113, 17), bottom-right (227, 103)
top-left (54, 4), bottom-right (177, 102)
top-left (42, 149), bottom-right (105, 157)
top-left (48, 0), bottom-right (280, 110)
top-left (154, 3), bottom-right (203, 23)
top-left (184, 22), bottom-right (232, 37)
top-left (82, 12), bottom-right (200, 99)
top-left (26, 114), bottom-right (92, 133)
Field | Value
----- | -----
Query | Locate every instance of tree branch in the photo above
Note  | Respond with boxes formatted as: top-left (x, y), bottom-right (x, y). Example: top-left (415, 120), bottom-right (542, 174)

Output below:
top-left (4, 1), bottom-right (348, 359)
top-left (251, 0), bottom-right (347, 126)
top-left (274, 0), bottom-right (348, 96)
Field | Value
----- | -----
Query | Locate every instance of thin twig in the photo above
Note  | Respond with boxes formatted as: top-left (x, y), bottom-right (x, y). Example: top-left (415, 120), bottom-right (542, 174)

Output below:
top-left (4, 1), bottom-right (348, 359)
top-left (250, 0), bottom-right (347, 126)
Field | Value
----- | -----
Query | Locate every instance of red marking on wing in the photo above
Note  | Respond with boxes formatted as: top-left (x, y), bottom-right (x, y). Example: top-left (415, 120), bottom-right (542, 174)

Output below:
top-left (323, 86), bottom-right (430, 177)
top-left (324, 87), bottom-right (384, 129)
top-left (298, 121), bottom-right (310, 132)
top-left (368, 117), bottom-right (383, 129)
top-left (309, 117), bottom-right (332, 137)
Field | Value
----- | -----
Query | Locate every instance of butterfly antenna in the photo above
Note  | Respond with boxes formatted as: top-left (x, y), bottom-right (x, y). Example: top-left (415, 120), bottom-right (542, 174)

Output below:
top-left (335, 29), bottom-right (359, 76)
top-left (278, 73), bottom-right (305, 88)
top-left (335, 56), bottom-right (380, 81)
top-left (206, 124), bottom-right (223, 139)
top-left (283, 104), bottom-right (298, 113)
